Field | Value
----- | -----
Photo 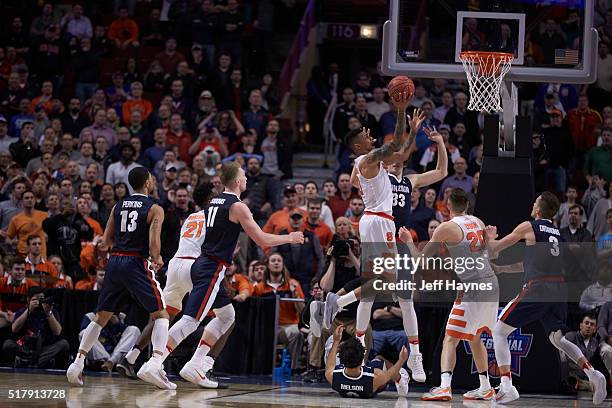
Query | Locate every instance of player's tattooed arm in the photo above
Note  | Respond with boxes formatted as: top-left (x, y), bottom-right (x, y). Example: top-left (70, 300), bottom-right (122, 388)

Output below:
top-left (364, 138), bottom-right (402, 164)
top-left (148, 205), bottom-right (165, 268)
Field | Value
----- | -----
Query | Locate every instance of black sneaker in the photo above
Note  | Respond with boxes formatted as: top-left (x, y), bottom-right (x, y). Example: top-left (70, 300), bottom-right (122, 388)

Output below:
top-left (301, 369), bottom-right (322, 383)
top-left (116, 357), bottom-right (137, 379)
top-left (206, 370), bottom-right (229, 389)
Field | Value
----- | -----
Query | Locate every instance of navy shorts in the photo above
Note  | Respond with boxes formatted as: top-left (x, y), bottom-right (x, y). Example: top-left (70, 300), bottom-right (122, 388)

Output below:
top-left (499, 279), bottom-right (568, 335)
top-left (367, 358), bottom-right (385, 371)
top-left (183, 255), bottom-right (231, 321)
top-left (97, 253), bottom-right (165, 314)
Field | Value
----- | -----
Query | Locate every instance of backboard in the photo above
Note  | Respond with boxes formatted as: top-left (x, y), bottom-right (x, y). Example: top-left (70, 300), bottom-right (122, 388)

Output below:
top-left (382, 0), bottom-right (598, 83)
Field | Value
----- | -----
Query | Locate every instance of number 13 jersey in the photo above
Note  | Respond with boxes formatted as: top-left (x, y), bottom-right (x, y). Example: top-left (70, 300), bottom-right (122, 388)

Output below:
top-left (113, 193), bottom-right (155, 258)
top-left (200, 192), bottom-right (242, 264)
top-left (174, 210), bottom-right (208, 258)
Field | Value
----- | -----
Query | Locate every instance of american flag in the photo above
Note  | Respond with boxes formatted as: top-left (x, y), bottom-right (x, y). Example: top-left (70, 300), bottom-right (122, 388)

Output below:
top-left (554, 49), bottom-right (579, 65)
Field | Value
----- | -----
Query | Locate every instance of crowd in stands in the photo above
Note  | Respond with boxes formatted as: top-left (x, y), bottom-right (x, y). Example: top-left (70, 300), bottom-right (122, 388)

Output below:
top-left (0, 1), bottom-right (609, 385)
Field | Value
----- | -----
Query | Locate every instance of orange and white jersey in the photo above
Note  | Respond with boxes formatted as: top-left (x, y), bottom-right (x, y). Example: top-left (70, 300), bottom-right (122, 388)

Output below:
top-left (173, 210), bottom-right (207, 258)
top-left (447, 214), bottom-right (495, 282)
top-left (355, 155), bottom-right (393, 214)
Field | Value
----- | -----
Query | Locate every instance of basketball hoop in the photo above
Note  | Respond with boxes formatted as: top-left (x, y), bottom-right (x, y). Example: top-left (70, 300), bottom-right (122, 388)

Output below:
top-left (459, 51), bottom-right (514, 113)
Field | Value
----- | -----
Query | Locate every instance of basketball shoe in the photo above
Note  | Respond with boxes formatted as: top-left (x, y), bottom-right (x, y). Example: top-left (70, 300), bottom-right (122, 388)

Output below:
top-left (494, 384), bottom-right (519, 404)
top-left (463, 387), bottom-right (495, 400)
top-left (323, 292), bottom-right (340, 330)
top-left (407, 352), bottom-right (426, 382)
top-left (421, 386), bottom-right (452, 401)
top-left (180, 360), bottom-right (219, 388)
top-left (137, 359), bottom-right (177, 390)
top-left (395, 368), bottom-right (410, 397)
top-left (66, 360), bottom-right (84, 386)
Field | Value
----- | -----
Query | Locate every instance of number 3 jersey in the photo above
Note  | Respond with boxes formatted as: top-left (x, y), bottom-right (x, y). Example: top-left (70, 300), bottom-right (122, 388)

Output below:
top-left (173, 210), bottom-right (207, 258)
top-left (113, 193), bottom-right (155, 258)
top-left (200, 192), bottom-right (242, 264)
top-left (524, 219), bottom-right (564, 281)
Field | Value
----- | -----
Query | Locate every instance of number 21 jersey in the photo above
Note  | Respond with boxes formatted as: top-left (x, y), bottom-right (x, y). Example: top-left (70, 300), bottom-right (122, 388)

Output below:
top-left (174, 210), bottom-right (207, 258)
top-left (200, 192), bottom-right (242, 263)
top-left (113, 193), bottom-right (155, 258)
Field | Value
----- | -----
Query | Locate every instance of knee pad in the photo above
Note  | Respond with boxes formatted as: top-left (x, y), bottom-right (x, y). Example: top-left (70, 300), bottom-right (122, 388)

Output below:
top-left (206, 305), bottom-right (235, 339)
top-left (214, 304), bottom-right (235, 325)
top-left (173, 315), bottom-right (200, 339)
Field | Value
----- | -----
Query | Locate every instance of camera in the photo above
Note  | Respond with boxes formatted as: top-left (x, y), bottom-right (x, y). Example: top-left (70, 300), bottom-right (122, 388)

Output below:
top-left (34, 296), bottom-right (54, 313)
top-left (332, 240), bottom-right (350, 258)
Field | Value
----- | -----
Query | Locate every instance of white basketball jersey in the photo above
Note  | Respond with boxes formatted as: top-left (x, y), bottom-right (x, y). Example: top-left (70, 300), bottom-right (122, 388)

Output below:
top-left (446, 215), bottom-right (495, 282)
top-left (355, 155), bottom-right (393, 214)
top-left (173, 210), bottom-right (207, 258)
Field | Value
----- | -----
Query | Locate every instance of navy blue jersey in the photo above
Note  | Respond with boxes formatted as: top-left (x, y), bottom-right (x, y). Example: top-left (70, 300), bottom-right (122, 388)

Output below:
top-left (201, 192), bottom-right (242, 263)
top-left (332, 363), bottom-right (380, 398)
top-left (112, 194), bottom-right (155, 258)
top-left (389, 173), bottom-right (413, 231)
top-left (523, 219), bottom-right (564, 281)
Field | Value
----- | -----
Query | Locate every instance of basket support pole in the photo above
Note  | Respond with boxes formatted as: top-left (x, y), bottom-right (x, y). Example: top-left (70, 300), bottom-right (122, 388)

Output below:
top-left (500, 80), bottom-right (517, 156)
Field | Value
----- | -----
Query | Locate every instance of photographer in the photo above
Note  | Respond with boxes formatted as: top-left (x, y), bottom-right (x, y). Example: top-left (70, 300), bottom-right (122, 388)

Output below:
top-left (319, 217), bottom-right (360, 293)
top-left (3, 286), bottom-right (69, 368)
top-left (189, 123), bottom-right (229, 158)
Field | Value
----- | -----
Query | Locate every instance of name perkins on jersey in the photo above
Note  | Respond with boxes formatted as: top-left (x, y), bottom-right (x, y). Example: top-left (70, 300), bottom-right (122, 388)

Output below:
top-left (122, 200), bottom-right (143, 208)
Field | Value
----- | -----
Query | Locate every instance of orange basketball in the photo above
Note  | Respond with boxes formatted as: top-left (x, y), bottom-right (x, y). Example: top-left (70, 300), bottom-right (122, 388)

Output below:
top-left (387, 76), bottom-right (415, 103)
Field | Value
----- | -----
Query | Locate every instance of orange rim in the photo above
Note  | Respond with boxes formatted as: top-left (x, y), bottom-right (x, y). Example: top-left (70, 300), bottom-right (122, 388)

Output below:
top-left (459, 51), bottom-right (513, 76)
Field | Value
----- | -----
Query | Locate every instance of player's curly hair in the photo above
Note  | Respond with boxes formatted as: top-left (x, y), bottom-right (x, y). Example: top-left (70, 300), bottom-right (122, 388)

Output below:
top-left (193, 182), bottom-right (215, 209)
top-left (338, 336), bottom-right (366, 369)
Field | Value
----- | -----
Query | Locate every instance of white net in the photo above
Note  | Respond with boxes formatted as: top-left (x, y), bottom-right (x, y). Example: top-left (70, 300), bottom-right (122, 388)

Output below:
top-left (459, 52), bottom-right (513, 113)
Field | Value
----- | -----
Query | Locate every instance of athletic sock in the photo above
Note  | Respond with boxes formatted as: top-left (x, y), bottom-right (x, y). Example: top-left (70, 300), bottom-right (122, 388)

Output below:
top-left (150, 318), bottom-right (169, 363)
top-left (441, 372), bottom-right (452, 388)
top-left (356, 332), bottom-right (366, 348)
top-left (582, 361), bottom-right (596, 379)
top-left (478, 371), bottom-right (491, 390)
top-left (125, 347), bottom-right (141, 364)
top-left (408, 339), bottom-right (420, 354)
top-left (191, 339), bottom-right (212, 364)
top-left (78, 321), bottom-right (103, 357)
top-left (500, 372), bottom-right (512, 388)
top-left (337, 291), bottom-right (357, 308)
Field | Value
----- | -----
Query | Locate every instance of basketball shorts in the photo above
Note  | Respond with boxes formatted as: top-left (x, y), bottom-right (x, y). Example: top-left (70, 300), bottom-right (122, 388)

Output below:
top-left (163, 256), bottom-right (196, 312)
top-left (360, 212), bottom-right (398, 291)
top-left (446, 277), bottom-right (499, 341)
top-left (97, 253), bottom-right (166, 314)
top-left (183, 255), bottom-right (231, 321)
top-left (499, 279), bottom-right (568, 335)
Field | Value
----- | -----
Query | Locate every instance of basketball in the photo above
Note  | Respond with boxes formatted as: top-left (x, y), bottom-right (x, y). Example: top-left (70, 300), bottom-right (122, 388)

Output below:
top-left (387, 76), bottom-right (415, 103)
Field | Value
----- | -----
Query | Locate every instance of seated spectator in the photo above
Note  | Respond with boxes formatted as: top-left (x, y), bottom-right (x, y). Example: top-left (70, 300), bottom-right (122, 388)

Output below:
top-left (141, 8), bottom-right (164, 47)
top-left (81, 109), bottom-right (118, 149)
top-left (369, 301), bottom-right (408, 361)
top-left (562, 313), bottom-right (607, 390)
top-left (596, 300), bottom-right (612, 382)
top-left (108, 6), bottom-right (140, 50)
top-left (6, 190), bottom-right (48, 257)
top-left (122, 82), bottom-right (153, 123)
top-left (75, 269), bottom-right (105, 291)
top-left (319, 217), bottom-right (360, 294)
top-left (588, 184), bottom-right (612, 243)
top-left (555, 186), bottom-right (587, 229)
top-left (48, 256), bottom-right (73, 290)
top-left (29, 3), bottom-right (59, 38)
top-left (144, 60), bottom-right (166, 93)
top-left (61, 3), bottom-right (92, 41)
top-left (444, 91), bottom-right (480, 147)
top-left (0, 258), bottom-right (37, 312)
top-left (367, 86), bottom-right (390, 122)
top-left (274, 209), bottom-right (324, 294)
top-left (248, 261), bottom-right (266, 286)
top-left (106, 144), bottom-right (142, 190)
top-left (225, 263), bottom-right (252, 302)
top-left (253, 254), bottom-right (305, 371)
top-left (25, 235), bottom-right (62, 288)
top-left (155, 37), bottom-right (186, 74)
top-left (3, 286), bottom-right (69, 368)
top-left (218, 0), bottom-right (244, 65)
top-left (584, 127), bottom-right (611, 182)
top-left (303, 279), bottom-right (326, 382)
top-left (79, 311), bottom-right (140, 372)
top-left (579, 260), bottom-right (612, 312)
top-left (304, 198), bottom-right (334, 250)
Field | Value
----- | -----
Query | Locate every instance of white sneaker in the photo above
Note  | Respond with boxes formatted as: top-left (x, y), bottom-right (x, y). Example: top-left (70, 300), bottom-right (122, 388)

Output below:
top-left (180, 361), bottom-right (219, 389)
top-left (407, 352), bottom-right (426, 382)
top-left (494, 384), bottom-right (519, 404)
top-left (309, 301), bottom-right (324, 338)
top-left (421, 386), bottom-right (452, 401)
top-left (137, 360), bottom-right (177, 390)
top-left (202, 356), bottom-right (215, 373)
top-left (323, 292), bottom-right (340, 330)
top-left (588, 369), bottom-right (607, 405)
top-left (463, 387), bottom-right (495, 400)
top-left (395, 368), bottom-right (410, 397)
top-left (66, 361), bottom-right (84, 386)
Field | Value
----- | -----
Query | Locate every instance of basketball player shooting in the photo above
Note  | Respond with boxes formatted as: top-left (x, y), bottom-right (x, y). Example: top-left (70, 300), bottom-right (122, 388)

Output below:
top-left (486, 192), bottom-right (607, 405)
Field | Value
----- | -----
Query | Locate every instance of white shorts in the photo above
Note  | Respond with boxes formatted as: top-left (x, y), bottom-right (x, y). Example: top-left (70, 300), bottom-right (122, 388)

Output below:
top-left (163, 257), bottom-right (195, 312)
top-left (445, 299), bottom-right (498, 341)
top-left (359, 212), bottom-right (396, 244)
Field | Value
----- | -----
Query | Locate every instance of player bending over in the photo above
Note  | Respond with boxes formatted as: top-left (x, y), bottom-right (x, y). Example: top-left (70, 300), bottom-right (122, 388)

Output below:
top-left (325, 325), bottom-right (410, 399)
top-left (399, 188), bottom-right (498, 401)
top-left (487, 192), bottom-right (607, 405)
top-left (67, 167), bottom-right (174, 389)
top-left (155, 162), bottom-right (304, 388)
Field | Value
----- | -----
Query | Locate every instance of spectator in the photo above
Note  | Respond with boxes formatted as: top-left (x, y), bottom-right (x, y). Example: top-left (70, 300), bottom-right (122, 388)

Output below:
top-left (60, 98), bottom-right (89, 137)
top-left (97, 184), bottom-right (116, 227)
top-left (535, 83), bottom-right (576, 114)
top-left (123, 58), bottom-right (142, 85)
top-left (354, 72), bottom-right (374, 102)
top-left (542, 109), bottom-right (573, 193)
top-left (0, 115), bottom-right (17, 152)
top-left (166, 113), bottom-right (192, 164)
top-left (192, 0), bottom-right (217, 69)
top-left (248, 261), bottom-right (266, 286)
top-left (144, 129), bottom-right (168, 170)
top-left (579, 260), bottom-right (612, 311)
top-left (535, 19), bottom-right (566, 64)
top-left (208, 53), bottom-right (233, 111)
top-left (444, 91), bottom-right (480, 147)
top-left (596, 300), bottom-right (612, 381)
top-left (332, 87), bottom-right (356, 141)
top-left (555, 186), bottom-right (587, 229)
top-left (354, 96), bottom-right (378, 136)
top-left (92, 25), bottom-right (111, 57)
top-left (306, 67), bottom-right (331, 144)
top-left (596, 209), bottom-right (612, 259)
top-left (562, 313), bottom-right (605, 390)
top-left (10, 122), bottom-right (40, 166)
top-left (78, 311), bottom-right (140, 373)
top-left (367, 87), bottom-right (390, 122)
top-left (275, 209), bottom-right (324, 294)
top-left (433, 90), bottom-right (454, 122)
top-left (105, 72), bottom-right (129, 114)
top-left (243, 157), bottom-right (276, 224)
top-left (108, 6), bottom-right (140, 50)
top-left (302, 181), bottom-right (334, 231)
top-left (61, 3), bottom-right (93, 40)
top-left (346, 196), bottom-right (365, 237)
top-left (9, 100), bottom-right (34, 139)
top-left (218, 0), bottom-right (244, 66)
top-left (437, 157), bottom-right (473, 198)
top-left (122, 82), bottom-right (153, 123)
top-left (408, 188), bottom-right (436, 241)
top-left (6, 190), bottom-right (47, 257)
top-left (253, 253), bottom-right (305, 371)
top-left (242, 90), bottom-right (270, 140)
top-left (328, 173), bottom-right (359, 220)
top-left (319, 217), bottom-right (360, 293)
top-left (0, 74), bottom-right (26, 119)
top-left (160, 185), bottom-right (191, 259)
top-left (584, 127), bottom-right (612, 182)
top-left (3, 286), bottom-right (69, 368)
top-left (369, 301), bottom-right (408, 361)
top-left (29, 3), bottom-right (59, 38)
top-left (73, 38), bottom-right (100, 104)
top-left (587, 183), bottom-right (612, 241)
top-left (304, 198), bottom-right (334, 250)
top-left (105, 144), bottom-right (141, 191)
top-left (155, 37), bottom-right (186, 75)
top-left (582, 173), bottom-right (607, 217)
top-left (0, 258), bottom-right (37, 312)
top-left (0, 179), bottom-right (26, 231)
top-left (77, 197), bottom-right (103, 237)
top-left (81, 109), bottom-right (118, 148)
top-left (143, 60), bottom-right (166, 93)
top-left (561, 205), bottom-right (596, 288)
top-left (263, 185), bottom-right (306, 236)
top-left (409, 82), bottom-right (429, 109)
top-left (590, 41), bottom-right (612, 111)
top-left (567, 95), bottom-right (603, 154)
top-left (420, 124), bottom-right (459, 174)
top-left (24, 235), bottom-right (63, 288)
top-left (168, 79), bottom-right (193, 120)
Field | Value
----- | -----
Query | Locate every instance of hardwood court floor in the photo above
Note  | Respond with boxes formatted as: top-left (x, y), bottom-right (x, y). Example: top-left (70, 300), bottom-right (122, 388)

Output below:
top-left (0, 370), bottom-right (607, 407)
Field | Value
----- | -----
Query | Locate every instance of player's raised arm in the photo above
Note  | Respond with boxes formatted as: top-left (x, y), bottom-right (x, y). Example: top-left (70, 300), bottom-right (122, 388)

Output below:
top-left (486, 221), bottom-right (531, 257)
top-left (363, 94), bottom-right (411, 165)
top-left (324, 325), bottom-right (344, 384)
top-left (409, 127), bottom-right (448, 188)
top-left (231, 202), bottom-right (304, 247)
top-left (148, 204), bottom-right (165, 268)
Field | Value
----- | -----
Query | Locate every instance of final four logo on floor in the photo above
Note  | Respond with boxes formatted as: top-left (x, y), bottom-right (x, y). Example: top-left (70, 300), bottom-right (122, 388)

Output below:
top-left (463, 329), bottom-right (533, 378)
